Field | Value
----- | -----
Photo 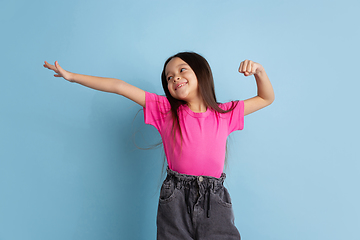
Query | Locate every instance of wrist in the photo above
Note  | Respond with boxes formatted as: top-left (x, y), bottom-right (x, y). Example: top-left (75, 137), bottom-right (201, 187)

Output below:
top-left (68, 72), bottom-right (76, 83)
top-left (254, 67), bottom-right (265, 77)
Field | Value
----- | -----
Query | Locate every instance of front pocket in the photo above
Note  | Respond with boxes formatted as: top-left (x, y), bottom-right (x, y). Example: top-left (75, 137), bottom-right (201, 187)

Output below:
top-left (159, 180), bottom-right (177, 203)
top-left (213, 186), bottom-right (232, 208)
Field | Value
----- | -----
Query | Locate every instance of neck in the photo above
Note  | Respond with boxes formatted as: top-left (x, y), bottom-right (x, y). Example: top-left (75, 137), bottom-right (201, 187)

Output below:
top-left (186, 100), bottom-right (207, 113)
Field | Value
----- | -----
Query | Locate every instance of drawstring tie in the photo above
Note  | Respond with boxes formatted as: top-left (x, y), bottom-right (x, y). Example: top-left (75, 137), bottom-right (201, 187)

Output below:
top-left (206, 185), bottom-right (211, 218)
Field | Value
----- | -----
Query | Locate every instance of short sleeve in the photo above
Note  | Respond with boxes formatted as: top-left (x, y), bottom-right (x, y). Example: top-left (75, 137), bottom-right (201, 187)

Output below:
top-left (143, 92), bottom-right (171, 131)
top-left (220, 100), bottom-right (245, 134)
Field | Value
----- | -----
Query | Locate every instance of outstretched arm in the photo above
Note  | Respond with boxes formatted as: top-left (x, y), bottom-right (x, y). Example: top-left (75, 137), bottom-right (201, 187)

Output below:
top-left (239, 60), bottom-right (275, 116)
top-left (43, 61), bottom-right (146, 107)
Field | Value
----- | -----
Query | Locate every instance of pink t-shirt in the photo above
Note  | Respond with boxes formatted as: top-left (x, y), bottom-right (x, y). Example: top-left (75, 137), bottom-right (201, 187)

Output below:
top-left (143, 92), bottom-right (244, 178)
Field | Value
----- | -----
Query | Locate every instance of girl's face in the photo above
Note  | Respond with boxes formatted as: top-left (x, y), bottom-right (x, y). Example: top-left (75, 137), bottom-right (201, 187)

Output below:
top-left (165, 57), bottom-right (199, 102)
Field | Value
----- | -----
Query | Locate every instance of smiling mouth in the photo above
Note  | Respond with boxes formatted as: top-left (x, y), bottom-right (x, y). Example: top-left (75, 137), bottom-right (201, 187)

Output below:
top-left (175, 82), bottom-right (187, 90)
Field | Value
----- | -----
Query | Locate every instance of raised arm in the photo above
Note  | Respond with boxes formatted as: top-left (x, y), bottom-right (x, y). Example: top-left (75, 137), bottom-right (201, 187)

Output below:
top-left (238, 60), bottom-right (275, 116)
top-left (43, 61), bottom-right (146, 107)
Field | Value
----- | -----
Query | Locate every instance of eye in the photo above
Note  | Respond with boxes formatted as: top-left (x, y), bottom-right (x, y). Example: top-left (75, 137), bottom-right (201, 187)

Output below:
top-left (180, 68), bottom-right (186, 72)
top-left (167, 76), bottom-right (173, 81)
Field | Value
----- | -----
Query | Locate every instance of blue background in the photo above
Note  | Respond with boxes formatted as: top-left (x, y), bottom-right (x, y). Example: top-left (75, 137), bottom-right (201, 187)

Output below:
top-left (1, 0), bottom-right (359, 239)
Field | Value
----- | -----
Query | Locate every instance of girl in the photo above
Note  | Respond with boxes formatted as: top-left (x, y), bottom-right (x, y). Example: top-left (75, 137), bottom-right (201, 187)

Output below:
top-left (44, 52), bottom-right (274, 240)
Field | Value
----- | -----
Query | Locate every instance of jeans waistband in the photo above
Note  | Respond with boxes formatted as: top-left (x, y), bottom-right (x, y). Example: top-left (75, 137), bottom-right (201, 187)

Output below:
top-left (166, 167), bottom-right (226, 218)
top-left (166, 167), bottom-right (226, 188)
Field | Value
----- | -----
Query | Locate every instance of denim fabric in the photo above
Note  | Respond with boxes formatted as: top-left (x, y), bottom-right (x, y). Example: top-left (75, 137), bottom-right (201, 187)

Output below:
top-left (157, 167), bottom-right (241, 240)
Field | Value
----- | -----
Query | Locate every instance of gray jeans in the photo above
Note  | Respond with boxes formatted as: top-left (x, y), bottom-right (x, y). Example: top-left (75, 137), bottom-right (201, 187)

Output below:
top-left (157, 167), bottom-right (241, 240)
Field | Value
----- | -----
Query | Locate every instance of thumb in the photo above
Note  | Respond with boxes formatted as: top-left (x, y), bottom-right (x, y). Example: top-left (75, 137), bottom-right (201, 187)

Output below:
top-left (54, 61), bottom-right (72, 80)
top-left (55, 61), bottom-right (64, 72)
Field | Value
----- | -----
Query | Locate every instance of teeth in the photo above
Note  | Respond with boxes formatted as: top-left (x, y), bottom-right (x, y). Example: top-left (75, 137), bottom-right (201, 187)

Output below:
top-left (177, 83), bottom-right (185, 89)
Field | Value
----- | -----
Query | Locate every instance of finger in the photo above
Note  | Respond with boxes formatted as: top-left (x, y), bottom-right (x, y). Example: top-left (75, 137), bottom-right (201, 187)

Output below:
top-left (46, 65), bottom-right (59, 73)
top-left (44, 61), bottom-right (56, 71)
top-left (43, 61), bottom-right (50, 69)
top-left (242, 60), bottom-right (248, 73)
top-left (44, 64), bottom-right (53, 70)
top-left (239, 61), bottom-right (244, 72)
top-left (44, 61), bottom-right (54, 68)
top-left (246, 60), bottom-right (253, 74)
top-left (244, 60), bottom-right (252, 75)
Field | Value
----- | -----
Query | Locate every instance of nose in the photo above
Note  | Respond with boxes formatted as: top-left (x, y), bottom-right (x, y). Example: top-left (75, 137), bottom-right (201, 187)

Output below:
top-left (173, 75), bottom-right (181, 82)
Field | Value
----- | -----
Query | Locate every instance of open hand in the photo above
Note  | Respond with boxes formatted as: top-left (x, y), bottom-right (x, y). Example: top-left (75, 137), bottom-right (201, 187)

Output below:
top-left (43, 61), bottom-right (73, 82)
top-left (239, 60), bottom-right (264, 77)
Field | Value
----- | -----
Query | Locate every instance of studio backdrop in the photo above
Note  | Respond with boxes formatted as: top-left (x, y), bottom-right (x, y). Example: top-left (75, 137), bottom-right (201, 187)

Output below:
top-left (1, 0), bottom-right (359, 239)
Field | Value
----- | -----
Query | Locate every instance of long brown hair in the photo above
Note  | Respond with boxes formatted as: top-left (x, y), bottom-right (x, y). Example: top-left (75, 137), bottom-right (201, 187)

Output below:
top-left (161, 52), bottom-right (238, 140)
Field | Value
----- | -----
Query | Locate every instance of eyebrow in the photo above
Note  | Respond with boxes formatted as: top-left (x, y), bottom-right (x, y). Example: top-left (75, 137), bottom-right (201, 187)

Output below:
top-left (165, 63), bottom-right (188, 76)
